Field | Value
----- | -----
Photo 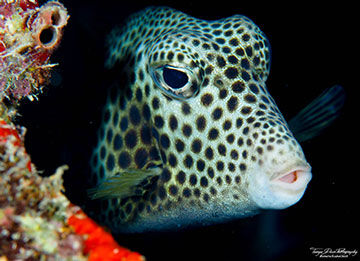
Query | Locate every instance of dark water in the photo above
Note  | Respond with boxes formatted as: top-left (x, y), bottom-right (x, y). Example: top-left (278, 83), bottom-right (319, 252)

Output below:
top-left (17, 1), bottom-right (358, 260)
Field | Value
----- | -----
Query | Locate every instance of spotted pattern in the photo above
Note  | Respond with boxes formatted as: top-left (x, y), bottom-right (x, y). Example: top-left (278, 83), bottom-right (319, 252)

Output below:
top-left (88, 7), bottom-right (306, 232)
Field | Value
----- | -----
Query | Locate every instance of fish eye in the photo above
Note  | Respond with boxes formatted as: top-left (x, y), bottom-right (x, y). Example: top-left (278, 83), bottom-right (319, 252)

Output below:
top-left (163, 66), bottom-right (188, 89)
top-left (150, 64), bottom-right (199, 99)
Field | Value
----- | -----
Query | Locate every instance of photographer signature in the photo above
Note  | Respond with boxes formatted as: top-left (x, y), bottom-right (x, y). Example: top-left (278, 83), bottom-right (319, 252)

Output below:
top-left (310, 247), bottom-right (358, 258)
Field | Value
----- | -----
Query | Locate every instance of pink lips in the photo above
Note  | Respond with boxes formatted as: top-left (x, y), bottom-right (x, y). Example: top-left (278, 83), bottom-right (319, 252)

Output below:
top-left (278, 170), bottom-right (298, 183)
top-left (248, 165), bottom-right (312, 209)
top-left (271, 167), bottom-right (312, 193)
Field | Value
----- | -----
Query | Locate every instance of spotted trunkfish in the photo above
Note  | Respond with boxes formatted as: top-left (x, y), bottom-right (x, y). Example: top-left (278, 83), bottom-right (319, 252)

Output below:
top-left (86, 6), bottom-right (345, 233)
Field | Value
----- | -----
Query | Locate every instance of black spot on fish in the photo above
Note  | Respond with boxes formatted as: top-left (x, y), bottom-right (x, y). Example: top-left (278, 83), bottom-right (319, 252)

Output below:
top-left (118, 152), bottom-right (131, 169)
top-left (142, 104), bottom-right (151, 121)
top-left (189, 174), bottom-right (197, 186)
top-left (184, 155), bottom-right (194, 168)
top-left (169, 115), bottom-right (178, 131)
top-left (113, 134), bottom-right (123, 150)
top-left (161, 168), bottom-right (171, 182)
top-left (182, 124), bottom-right (192, 137)
top-left (176, 171), bottom-right (186, 184)
top-left (158, 186), bottom-right (167, 200)
top-left (129, 105), bottom-right (141, 125)
top-left (175, 139), bottom-right (185, 152)
top-left (154, 115), bottom-right (164, 128)
top-left (160, 134), bottom-right (171, 149)
top-left (140, 125), bottom-right (152, 144)
top-left (182, 102), bottom-right (191, 115)
top-left (196, 116), bottom-right (206, 132)
top-left (205, 147), bottom-right (214, 160)
top-left (120, 117), bottom-right (128, 131)
top-left (125, 129), bottom-right (137, 149)
top-left (135, 148), bottom-right (148, 168)
top-left (106, 154), bottom-right (115, 171)
top-left (196, 159), bottom-right (205, 172)
top-left (208, 128), bottom-right (219, 140)
top-left (168, 153), bottom-right (177, 167)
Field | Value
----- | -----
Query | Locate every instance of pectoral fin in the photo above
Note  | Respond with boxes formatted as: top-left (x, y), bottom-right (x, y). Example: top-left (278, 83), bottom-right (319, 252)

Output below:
top-left (88, 167), bottom-right (162, 200)
top-left (288, 85), bottom-right (345, 142)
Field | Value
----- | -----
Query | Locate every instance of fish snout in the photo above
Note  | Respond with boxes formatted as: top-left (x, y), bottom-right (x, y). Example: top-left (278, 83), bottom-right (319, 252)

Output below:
top-left (248, 163), bottom-right (312, 210)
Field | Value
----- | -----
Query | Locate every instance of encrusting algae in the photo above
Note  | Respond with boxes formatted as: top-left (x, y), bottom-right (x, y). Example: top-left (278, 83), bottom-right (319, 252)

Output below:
top-left (0, 1), bottom-right (145, 260)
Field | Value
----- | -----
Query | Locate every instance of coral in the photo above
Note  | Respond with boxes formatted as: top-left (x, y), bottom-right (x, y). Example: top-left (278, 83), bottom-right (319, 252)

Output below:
top-left (0, 1), bottom-right (146, 260)
top-left (68, 208), bottom-right (145, 261)
top-left (0, 108), bottom-right (85, 260)
top-left (0, 103), bottom-right (145, 260)
top-left (0, 0), bottom-right (69, 103)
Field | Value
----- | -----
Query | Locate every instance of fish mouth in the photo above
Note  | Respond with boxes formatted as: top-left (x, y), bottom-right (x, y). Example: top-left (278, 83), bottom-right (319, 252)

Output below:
top-left (268, 165), bottom-right (312, 207)
top-left (270, 166), bottom-right (311, 193)
top-left (248, 164), bottom-right (312, 210)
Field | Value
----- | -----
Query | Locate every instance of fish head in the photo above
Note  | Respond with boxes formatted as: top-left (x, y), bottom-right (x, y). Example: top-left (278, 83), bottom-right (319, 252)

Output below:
top-left (133, 12), bottom-right (312, 211)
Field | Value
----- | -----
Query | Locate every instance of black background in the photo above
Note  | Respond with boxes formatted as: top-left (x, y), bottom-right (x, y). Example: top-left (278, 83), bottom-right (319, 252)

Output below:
top-left (17, 1), bottom-right (358, 260)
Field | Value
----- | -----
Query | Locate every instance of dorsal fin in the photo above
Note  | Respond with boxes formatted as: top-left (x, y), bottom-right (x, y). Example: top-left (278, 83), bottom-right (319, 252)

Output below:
top-left (288, 85), bottom-right (346, 142)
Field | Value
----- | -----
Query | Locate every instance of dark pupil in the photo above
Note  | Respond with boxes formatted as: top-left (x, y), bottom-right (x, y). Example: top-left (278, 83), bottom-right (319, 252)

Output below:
top-left (163, 67), bottom-right (188, 89)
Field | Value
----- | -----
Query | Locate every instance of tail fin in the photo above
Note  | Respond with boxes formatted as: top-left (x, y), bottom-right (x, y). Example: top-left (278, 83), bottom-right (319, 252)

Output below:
top-left (288, 85), bottom-right (346, 142)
